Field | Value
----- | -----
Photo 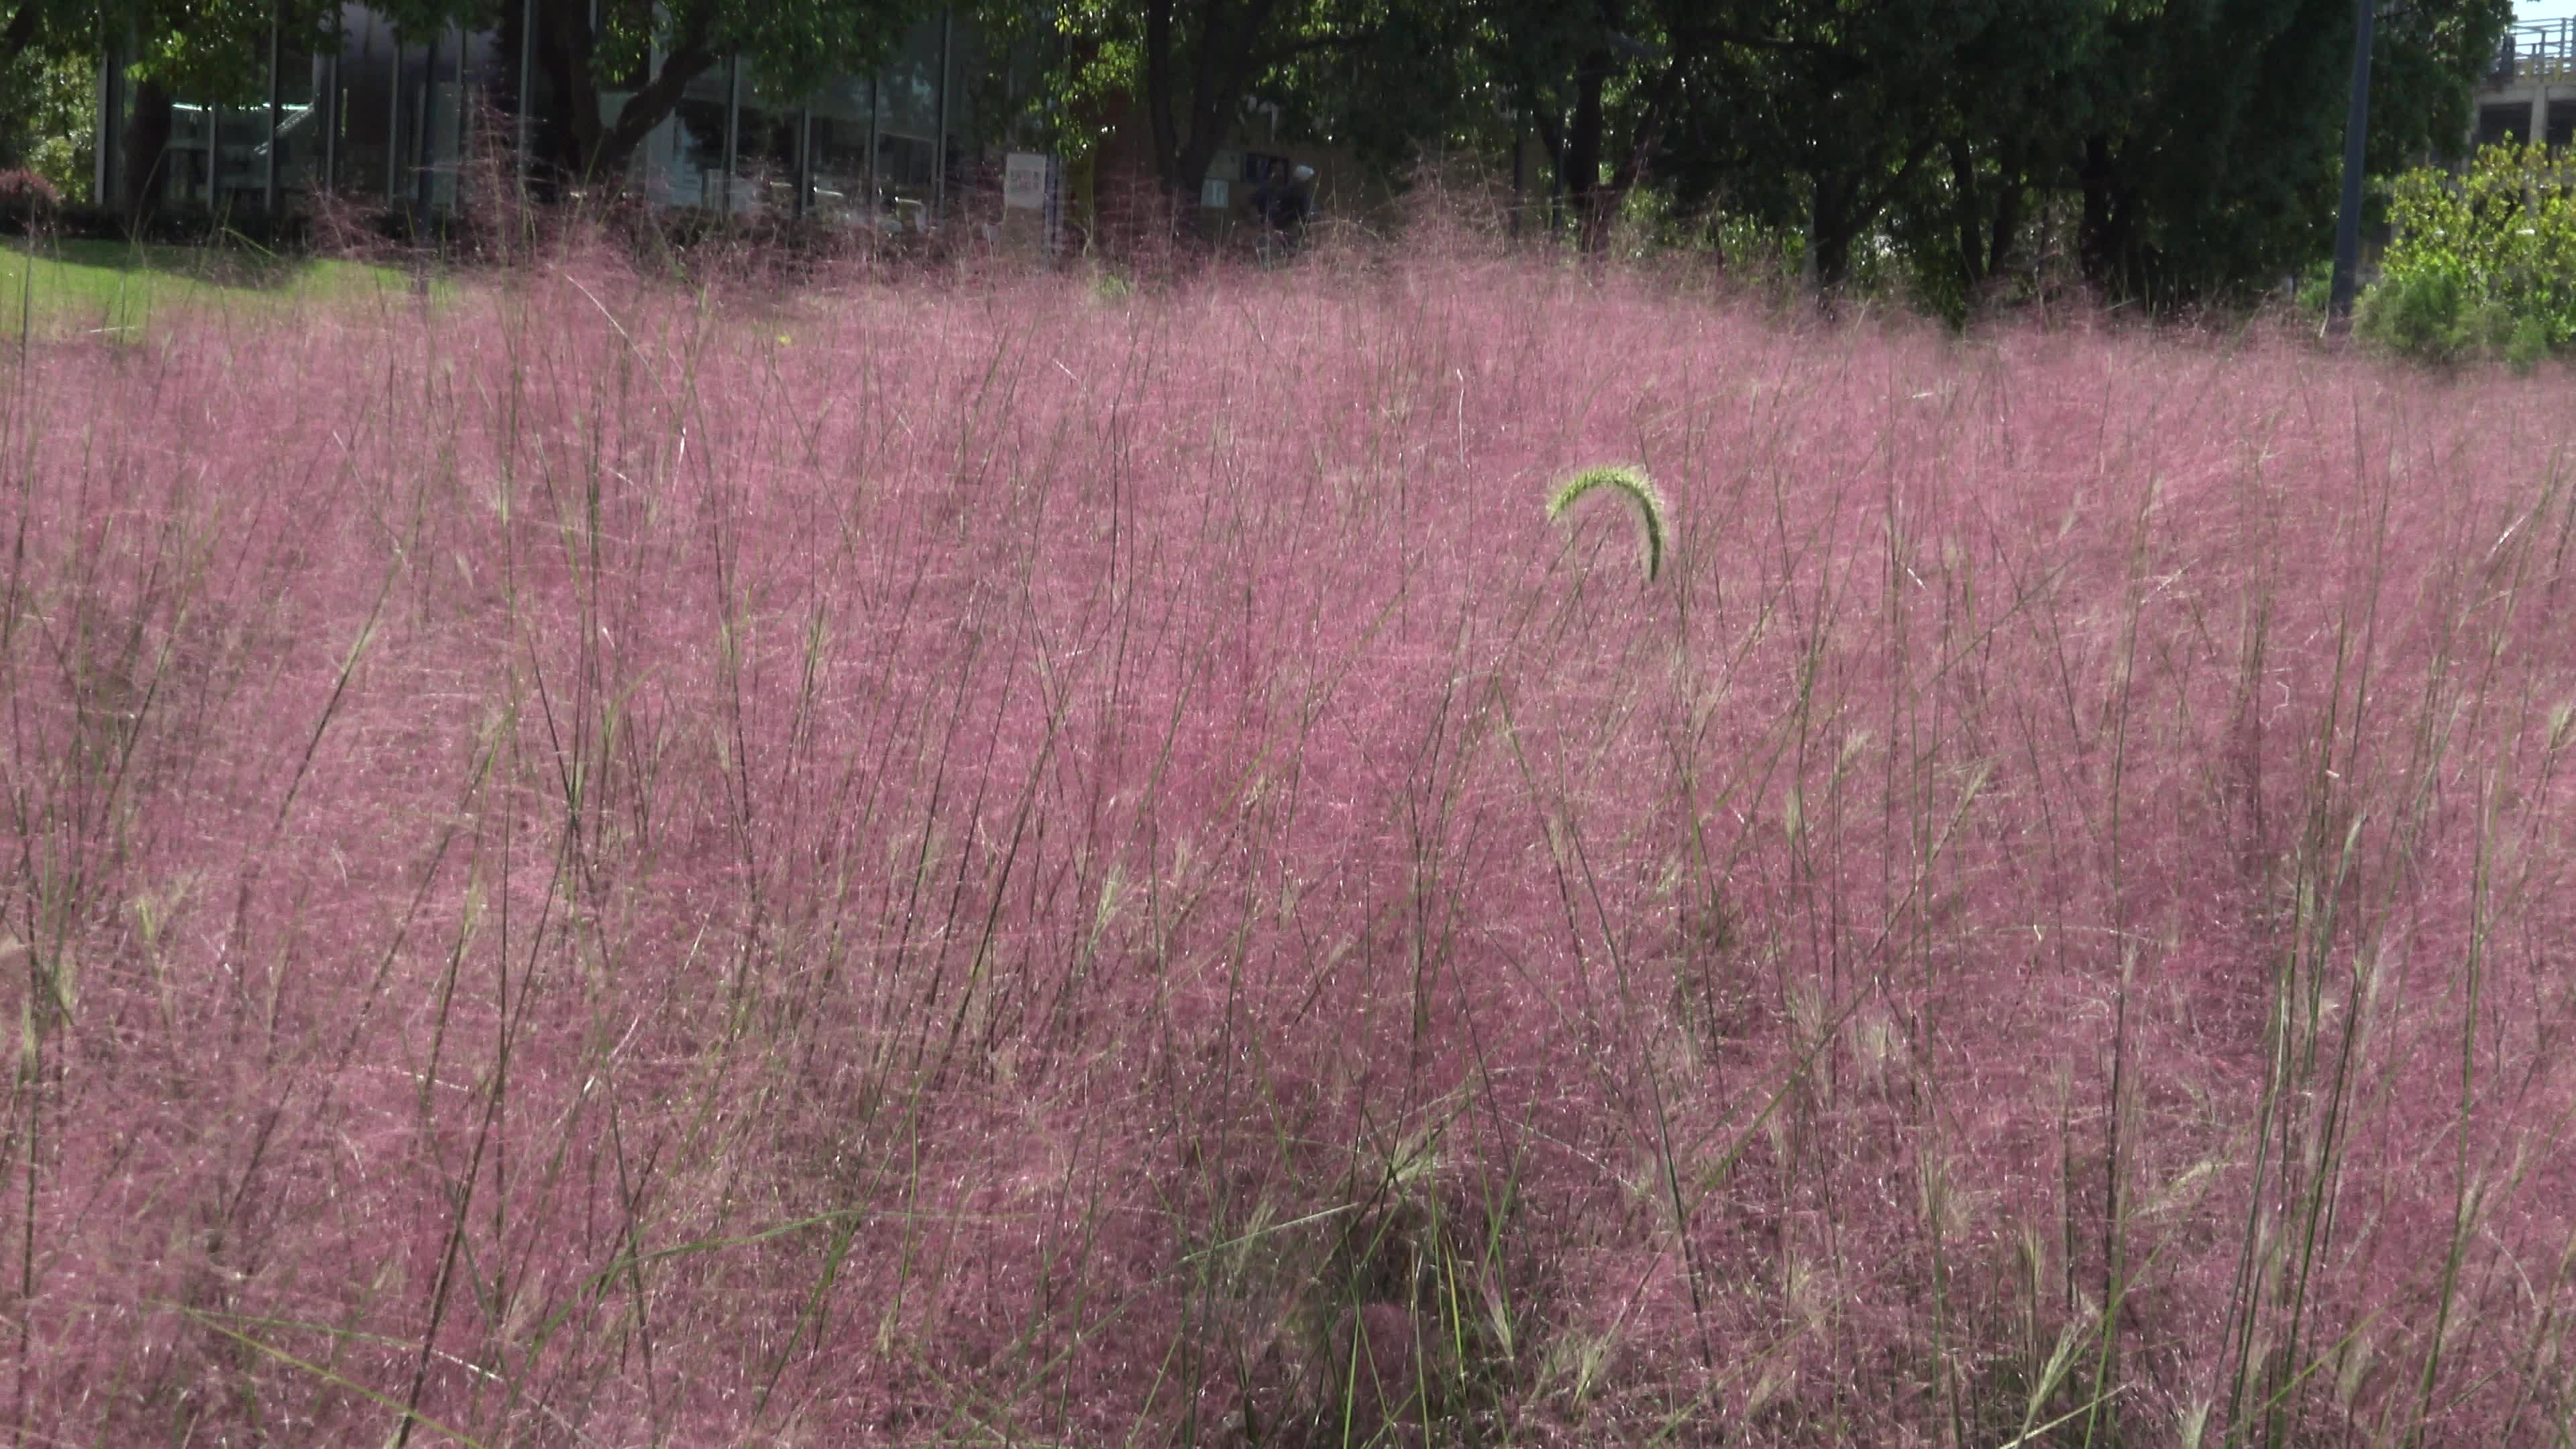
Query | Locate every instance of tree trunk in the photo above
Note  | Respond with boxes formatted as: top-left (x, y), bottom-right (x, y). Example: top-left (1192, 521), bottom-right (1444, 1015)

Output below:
top-left (1951, 140), bottom-right (1986, 292)
top-left (1807, 138), bottom-right (1930, 297)
top-left (529, 0), bottom-right (716, 189)
top-left (532, 0), bottom-right (602, 185)
top-left (1564, 52), bottom-right (1611, 250)
top-left (1986, 140), bottom-right (2025, 282)
top-left (0, 0), bottom-right (42, 70)
top-left (1164, 131), bottom-right (1226, 225)
top-left (123, 82), bottom-right (176, 223)
top-left (1810, 227), bottom-right (1855, 292)
top-left (1987, 174), bottom-right (2022, 282)
top-left (1805, 174), bottom-right (1847, 290)
top-left (1594, 58), bottom-right (1676, 254)
top-left (1143, 0), bottom-right (1184, 203)
top-left (587, 43), bottom-right (718, 181)
top-left (1140, 0), bottom-right (1284, 238)
top-left (508, 0), bottom-right (572, 189)
top-left (1951, 140), bottom-right (2027, 301)
top-left (2079, 133), bottom-right (2129, 291)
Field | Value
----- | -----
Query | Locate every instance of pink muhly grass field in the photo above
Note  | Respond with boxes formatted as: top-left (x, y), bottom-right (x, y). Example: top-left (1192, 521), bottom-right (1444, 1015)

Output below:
top-left (3, 250), bottom-right (2574, 1447)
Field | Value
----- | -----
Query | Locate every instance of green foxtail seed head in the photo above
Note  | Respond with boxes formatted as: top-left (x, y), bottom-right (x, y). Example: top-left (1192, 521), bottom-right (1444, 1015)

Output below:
top-left (1547, 465), bottom-right (1670, 583)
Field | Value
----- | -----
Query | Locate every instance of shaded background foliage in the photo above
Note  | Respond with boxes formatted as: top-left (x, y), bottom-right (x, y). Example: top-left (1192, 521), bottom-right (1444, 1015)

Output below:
top-left (1122, 0), bottom-right (2509, 301)
top-left (0, 0), bottom-right (2516, 311)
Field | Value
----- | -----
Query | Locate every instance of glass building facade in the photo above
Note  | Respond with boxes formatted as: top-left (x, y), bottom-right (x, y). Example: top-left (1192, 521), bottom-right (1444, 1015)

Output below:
top-left (94, 5), bottom-right (985, 232)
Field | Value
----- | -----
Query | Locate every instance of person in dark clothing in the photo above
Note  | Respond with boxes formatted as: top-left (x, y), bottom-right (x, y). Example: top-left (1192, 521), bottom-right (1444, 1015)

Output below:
top-left (1250, 160), bottom-right (1313, 258)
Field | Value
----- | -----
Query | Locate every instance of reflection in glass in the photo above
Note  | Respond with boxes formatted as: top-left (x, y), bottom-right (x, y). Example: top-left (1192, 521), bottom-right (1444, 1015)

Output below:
top-left (93, 4), bottom-right (1000, 225)
top-left (806, 75), bottom-right (879, 227)
top-left (263, 52), bottom-right (326, 209)
top-left (398, 35), bottom-right (460, 209)
top-left (643, 58), bottom-right (729, 211)
top-left (162, 103), bottom-right (212, 209)
top-left (215, 101), bottom-right (268, 211)
top-left (335, 9), bottom-right (397, 198)
top-left (735, 105), bottom-right (797, 219)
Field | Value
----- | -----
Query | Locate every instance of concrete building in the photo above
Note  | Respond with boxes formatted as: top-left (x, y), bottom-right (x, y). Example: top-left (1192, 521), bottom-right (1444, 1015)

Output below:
top-left (2475, 19), bottom-right (2576, 148)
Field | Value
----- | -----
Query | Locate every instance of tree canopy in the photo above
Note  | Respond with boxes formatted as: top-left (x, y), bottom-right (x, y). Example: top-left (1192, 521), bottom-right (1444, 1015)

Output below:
top-left (1365, 0), bottom-right (2510, 299)
top-left (9, 0), bottom-right (2513, 309)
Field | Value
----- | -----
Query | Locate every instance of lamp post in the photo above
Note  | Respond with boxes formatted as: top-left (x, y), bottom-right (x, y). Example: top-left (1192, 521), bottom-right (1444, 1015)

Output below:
top-left (2326, 0), bottom-right (2376, 333)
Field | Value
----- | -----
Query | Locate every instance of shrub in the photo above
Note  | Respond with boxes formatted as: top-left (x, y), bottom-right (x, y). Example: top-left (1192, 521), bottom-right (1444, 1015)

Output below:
top-left (0, 53), bottom-right (93, 207)
top-left (2357, 262), bottom-right (2508, 362)
top-left (2365, 142), bottom-right (2576, 361)
top-left (2506, 311), bottom-right (2551, 371)
top-left (0, 168), bottom-right (63, 227)
top-left (0, 169), bottom-right (61, 207)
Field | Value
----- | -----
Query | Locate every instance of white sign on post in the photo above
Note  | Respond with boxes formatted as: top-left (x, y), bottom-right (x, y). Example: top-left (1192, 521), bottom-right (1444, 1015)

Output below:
top-left (1004, 152), bottom-right (1048, 210)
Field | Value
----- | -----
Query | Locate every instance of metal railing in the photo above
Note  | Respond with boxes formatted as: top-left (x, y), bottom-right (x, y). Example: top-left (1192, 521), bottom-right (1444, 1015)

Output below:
top-left (2491, 19), bottom-right (2576, 86)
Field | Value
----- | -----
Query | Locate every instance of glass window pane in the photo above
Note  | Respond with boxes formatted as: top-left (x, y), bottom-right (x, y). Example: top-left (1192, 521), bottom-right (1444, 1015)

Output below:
top-left (165, 103), bottom-right (213, 209)
top-left (806, 78), bottom-right (876, 225)
top-left (409, 35), bottom-right (462, 209)
top-left (942, 20), bottom-right (978, 189)
top-left (268, 52), bottom-right (323, 209)
top-left (215, 101), bottom-right (268, 212)
top-left (734, 104), bottom-right (796, 218)
top-left (654, 62), bottom-right (732, 211)
top-left (335, 12), bottom-right (398, 197)
top-left (879, 20), bottom-right (939, 137)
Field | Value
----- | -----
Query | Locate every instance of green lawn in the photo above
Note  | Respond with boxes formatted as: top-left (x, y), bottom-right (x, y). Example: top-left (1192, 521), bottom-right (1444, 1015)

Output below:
top-left (0, 238), bottom-right (425, 339)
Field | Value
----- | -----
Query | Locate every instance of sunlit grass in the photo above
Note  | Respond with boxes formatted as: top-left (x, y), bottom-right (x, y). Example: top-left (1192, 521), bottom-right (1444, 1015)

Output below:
top-left (1, 236), bottom-right (426, 339)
